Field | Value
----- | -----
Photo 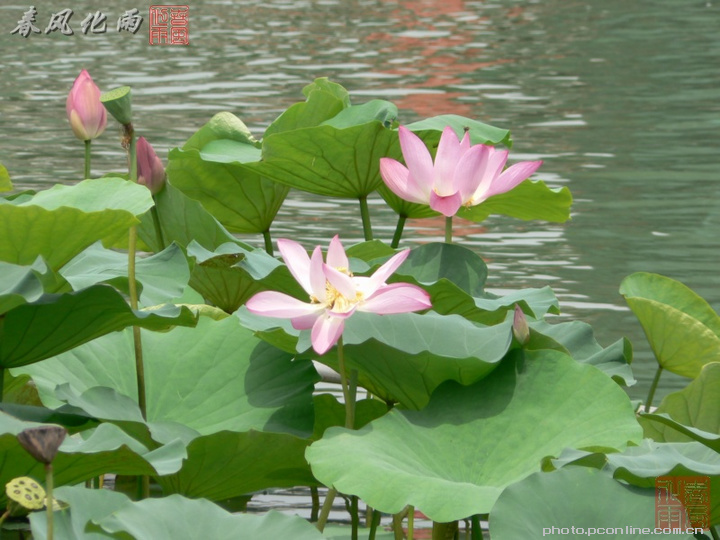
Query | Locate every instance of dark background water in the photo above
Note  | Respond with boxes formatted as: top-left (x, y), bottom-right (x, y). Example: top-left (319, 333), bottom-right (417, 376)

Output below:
top-left (1, 0), bottom-right (719, 403)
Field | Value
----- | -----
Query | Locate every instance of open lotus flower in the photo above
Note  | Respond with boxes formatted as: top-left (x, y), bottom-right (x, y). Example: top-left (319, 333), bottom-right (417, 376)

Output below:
top-left (380, 126), bottom-right (543, 217)
top-left (246, 236), bottom-right (431, 355)
top-left (66, 69), bottom-right (107, 141)
top-left (136, 136), bottom-right (166, 194)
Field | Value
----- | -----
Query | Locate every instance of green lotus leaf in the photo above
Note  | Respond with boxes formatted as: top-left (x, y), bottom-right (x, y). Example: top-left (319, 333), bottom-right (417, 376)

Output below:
top-left (321, 100), bottom-right (398, 129)
top-left (248, 120), bottom-right (399, 198)
top-left (456, 179), bottom-right (573, 223)
top-left (240, 309), bottom-right (515, 409)
top-left (15, 316), bottom-right (319, 499)
top-left (265, 79), bottom-right (349, 138)
top-left (0, 258), bottom-right (46, 315)
top-left (156, 430), bottom-right (318, 498)
top-left (182, 111), bottom-right (259, 152)
top-left (529, 320), bottom-right (635, 386)
top-left (136, 182), bottom-right (244, 253)
top-left (167, 142), bottom-right (289, 234)
top-left (60, 242), bottom-right (190, 307)
top-left (1, 285), bottom-right (196, 368)
top-left (641, 414), bottom-right (720, 453)
top-left (621, 272), bottom-right (720, 377)
top-left (96, 499), bottom-right (325, 540)
top-left (29, 486), bottom-right (324, 540)
top-left (489, 467), bottom-right (695, 539)
top-left (640, 362), bottom-right (720, 443)
top-left (0, 412), bottom-right (186, 507)
top-left (404, 114), bottom-right (512, 148)
top-left (187, 241), bottom-right (304, 313)
top-left (0, 162), bottom-right (11, 192)
top-left (306, 349), bottom-right (642, 522)
top-left (0, 178), bottom-right (152, 269)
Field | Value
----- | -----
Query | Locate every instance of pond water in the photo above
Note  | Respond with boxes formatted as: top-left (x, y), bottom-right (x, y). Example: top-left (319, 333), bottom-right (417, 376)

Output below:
top-left (2, 0), bottom-right (719, 408)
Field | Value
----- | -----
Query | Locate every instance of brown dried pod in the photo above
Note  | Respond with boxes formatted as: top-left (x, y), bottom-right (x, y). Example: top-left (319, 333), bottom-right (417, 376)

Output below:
top-left (17, 426), bottom-right (67, 465)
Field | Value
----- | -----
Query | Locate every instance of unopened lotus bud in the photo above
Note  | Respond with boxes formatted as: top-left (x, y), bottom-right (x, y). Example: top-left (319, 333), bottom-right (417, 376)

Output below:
top-left (512, 304), bottom-right (530, 345)
top-left (17, 426), bottom-right (67, 465)
top-left (66, 70), bottom-right (107, 141)
top-left (136, 136), bottom-right (166, 194)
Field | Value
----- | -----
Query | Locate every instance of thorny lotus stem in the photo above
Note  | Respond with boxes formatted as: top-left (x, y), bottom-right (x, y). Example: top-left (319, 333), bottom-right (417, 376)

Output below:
top-left (407, 505), bottom-right (415, 540)
top-left (151, 203), bottom-right (166, 251)
top-left (263, 230), bottom-right (274, 256)
top-left (391, 214), bottom-right (407, 249)
top-left (644, 366), bottom-right (663, 413)
top-left (315, 488), bottom-right (337, 532)
top-left (84, 139), bottom-right (91, 179)
top-left (316, 338), bottom-right (357, 532)
top-left (45, 463), bottom-right (54, 540)
top-left (445, 216), bottom-right (453, 244)
top-left (368, 508), bottom-right (382, 540)
top-left (432, 520), bottom-right (458, 540)
top-left (126, 127), bottom-right (150, 501)
top-left (358, 196), bottom-right (374, 241)
top-left (471, 514), bottom-right (484, 539)
top-left (350, 495), bottom-right (359, 540)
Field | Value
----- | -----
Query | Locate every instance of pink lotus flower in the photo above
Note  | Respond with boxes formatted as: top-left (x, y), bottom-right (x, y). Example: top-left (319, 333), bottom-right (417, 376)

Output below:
top-left (66, 70), bottom-right (107, 141)
top-left (246, 236), bottom-right (431, 355)
top-left (137, 137), bottom-right (166, 194)
top-left (380, 126), bottom-right (543, 217)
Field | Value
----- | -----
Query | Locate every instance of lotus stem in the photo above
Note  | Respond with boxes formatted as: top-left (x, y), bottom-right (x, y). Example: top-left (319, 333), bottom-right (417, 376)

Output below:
top-left (315, 488), bottom-right (337, 532)
top-left (84, 139), bottom-right (91, 179)
top-left (432, 520), bottom-right (459, 540)
top-left (150, 203), bottom-right (166, 252)
top-left (0, 506), bottom-right (10, 527)
top-left (358, 196), bottom-right (374, 241)
top-left (391, 214), bottom-right (407, 249)
top-left (0, 367), bottom-right (4, 401)
top-left (407, 505), bottom-right (414, 540)
top-left (709, 526), bottom-right (720, 540)
top-left (45, 463), bottom-right (54, 540)
top-left (310, 486), bottom-right (320, 522)
top-left (368, 508), bottom-right (382, 540)
top-left (350, 495), bottom-right (359, 540)
top-left (263, 230), bottom-right (274, 256)
top-left (392, 508), bottom-right (407, 540)
top-left (644, 366), bottom-right (663, 413)
top-left (471, 515), bottom-right (484, 539)
top-left (445, 216), bottom-right (453, 244)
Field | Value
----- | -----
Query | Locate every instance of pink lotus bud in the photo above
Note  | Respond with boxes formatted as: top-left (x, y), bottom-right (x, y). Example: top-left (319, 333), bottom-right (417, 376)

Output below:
top-left (66, 70), bottom-right (107, 141)
top-left (512, 304), bottom-right (530, 345)
top-left (136, 137), bottom-right (166, 194)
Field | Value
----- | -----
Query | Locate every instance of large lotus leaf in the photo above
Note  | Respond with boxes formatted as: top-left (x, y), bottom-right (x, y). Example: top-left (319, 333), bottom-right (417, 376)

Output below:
top-left (60, 242), bottom-right (190, 307)
top-left (248, 121), bottom-right (399, 198)
top-left (307, 349), bottom-right (642, 522)
top-left (241, 309), bottom-right (515, 409)
top-left (529, 320), bottom-right (635, 386)
top-left (264, 79), bottom-right (349, 138)
top-left (404, 114), bottom-right (512, 148)
top-left (0, 259), bottom-right (45, 315)
top-left (187, 241), bottom-right (304, 313)
top-left (602, 439), bottom-right (720, 525)
top-left (456, 179), bottom-right (573, 223)
top-left (167, 143), bottom-right (289, 234)
top-left (621, 272), bottom-right (720, 377)
top-left (640, 362), bottom-right (720, 443)
top-left (29, 487), bottom-right (324, 540)
top-left (489, 467), bottom-right (695, 539)
top-left (17, 316), bottom-right (317, 437)
top-left (0, 178), bottom-right (152, 269)
top-left (321, 100), bottom-right (398, 130)
top-left (156, 429), bottom-right (318, 498)
top-left (0, 412), bottom-right (186, 506)
top-left (182, 111), bottom-right (259, 152)
top-left (1, 285), bottom-right (196, 368)
top-left (0, 162), bottom-right (11, 192)
top-left (136, 182), bottom-right (244, 253)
